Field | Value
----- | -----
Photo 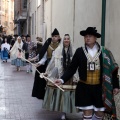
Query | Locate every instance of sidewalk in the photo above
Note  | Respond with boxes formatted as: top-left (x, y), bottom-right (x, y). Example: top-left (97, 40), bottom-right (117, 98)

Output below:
top-left (0, 60), bottom-right (82, 120)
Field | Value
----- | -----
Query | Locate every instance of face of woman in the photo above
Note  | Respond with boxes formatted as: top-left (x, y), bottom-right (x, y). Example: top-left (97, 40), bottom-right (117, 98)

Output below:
top-left (18, 38), bottom-right (21, 43)
top-left (5, 38), bottom-right (7, 43)
top-left (63, 35), bottom-right (70, 47)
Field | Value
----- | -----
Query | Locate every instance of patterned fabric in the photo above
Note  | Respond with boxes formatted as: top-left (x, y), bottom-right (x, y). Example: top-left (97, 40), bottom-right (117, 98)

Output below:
top-left (87, 58), bottom-right (100, 70)
top-left (80, 52), bottom-right (101, 85)
top-left (62, 46), bottom-right (73, 71)
top-left (11, 58), bottom-right (26, 67)
top-left (47, 42), bottom-right (59, 59)
top-left (103, 113), bottom-right (114, 120)
top-left (27, 41), bottom-right (36, 59)
top-left (80, 70), bottom-right (100, 85)
top-left (102, 46), bottom-right (119, 120)
top-left (1, 50), bottom-right (9, 60)
top-left (43, 87), bottom-right (77, 113)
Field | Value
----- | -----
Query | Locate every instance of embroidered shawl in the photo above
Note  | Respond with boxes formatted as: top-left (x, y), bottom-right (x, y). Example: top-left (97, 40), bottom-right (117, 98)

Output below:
top-left (102, 46), bottom-right (119, 119)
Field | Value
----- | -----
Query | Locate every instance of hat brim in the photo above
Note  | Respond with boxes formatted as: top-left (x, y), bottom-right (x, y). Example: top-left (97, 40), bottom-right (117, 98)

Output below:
top-left (80, 31), bottom-right (101, 38)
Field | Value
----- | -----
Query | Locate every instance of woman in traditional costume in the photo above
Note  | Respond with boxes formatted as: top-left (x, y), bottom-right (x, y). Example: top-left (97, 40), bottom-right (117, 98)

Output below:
top-left (32, 28), bottom-right (60, 100)
top-left (42, 34), bottom-right (79, 120)
top-left (1, 38), bottom-right (10, 62)
top-left (10, 36), bottom-right (26, 71)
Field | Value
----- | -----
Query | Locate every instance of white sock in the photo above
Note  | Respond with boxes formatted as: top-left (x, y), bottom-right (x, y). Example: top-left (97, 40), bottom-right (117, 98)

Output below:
top-left (61, 113), bottom-right (66, 119)
top-left (26, 65), bottom-right (29, 71)
top-left (83, 115), bottom-right (92, 120)
top-left (92, 114), bottom-right (103, 120)
top-left (29, 64), bottom-right (32, 70)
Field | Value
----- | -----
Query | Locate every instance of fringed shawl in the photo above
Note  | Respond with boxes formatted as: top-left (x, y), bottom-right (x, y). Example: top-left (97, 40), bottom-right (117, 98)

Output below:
top-left (102, 46), bottom-right (119, 120)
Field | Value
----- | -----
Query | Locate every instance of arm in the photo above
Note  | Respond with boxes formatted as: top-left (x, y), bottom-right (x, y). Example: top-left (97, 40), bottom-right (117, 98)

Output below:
top-left (1, 44), bottom-right (4, 51)
top-left (8, 44), bottom-right (10, 51)
top-left (112, 69), bottom-right (119, 89)
top-left (29, 54), bottom-right (39, 61)
top-left (61, 48), bottom-right (80, 83)
top-left (32, 41), bottom-right (37, 50)
top-left (37, 52), bottom-right (47, 66)
top-left (112, 70), bottom-right (119, 95)
top-left (10, 41), bottom-right (16, 53)
top-left (108, 49), bottom-right (120, 95)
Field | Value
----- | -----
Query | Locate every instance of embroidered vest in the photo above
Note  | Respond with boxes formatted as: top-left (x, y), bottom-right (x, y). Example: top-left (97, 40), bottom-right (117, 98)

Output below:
top-left (80, 47), bottom-right (101, 85)
top-left (47, 42), bottom-right (59, 59)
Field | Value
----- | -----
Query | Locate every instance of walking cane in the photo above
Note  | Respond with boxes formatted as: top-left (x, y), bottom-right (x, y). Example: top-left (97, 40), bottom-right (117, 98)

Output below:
top-left (19, 48), bottom-right (64, 92)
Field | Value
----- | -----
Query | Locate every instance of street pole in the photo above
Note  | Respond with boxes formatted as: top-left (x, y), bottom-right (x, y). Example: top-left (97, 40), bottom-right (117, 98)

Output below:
top-left (101, 0), bottom-right (106, 46)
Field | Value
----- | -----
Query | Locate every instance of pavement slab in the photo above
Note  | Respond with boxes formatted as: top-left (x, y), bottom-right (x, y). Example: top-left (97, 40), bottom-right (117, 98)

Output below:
top-left (0, 59), bottom-right (120, 120)
top-left (0, 60), bottom-right (82, 120)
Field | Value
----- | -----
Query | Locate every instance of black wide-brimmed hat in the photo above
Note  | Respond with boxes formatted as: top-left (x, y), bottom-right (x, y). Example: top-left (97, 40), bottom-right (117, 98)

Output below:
top-left (80, 27), bottom-right (101, 38)
top-left (51, 28), bottom-right (59, 36)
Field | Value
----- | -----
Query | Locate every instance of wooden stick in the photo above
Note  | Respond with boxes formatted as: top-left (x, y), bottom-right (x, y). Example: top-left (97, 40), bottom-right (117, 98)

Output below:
top-left (42, 75), bottom-right (64, 92)
top-left (20, 54), bottom-right (64, 92)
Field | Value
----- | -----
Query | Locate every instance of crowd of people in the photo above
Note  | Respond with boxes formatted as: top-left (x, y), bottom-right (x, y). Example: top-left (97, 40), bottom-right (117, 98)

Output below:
top-left (0, 27), bottom-right (119, 120)
top-left (31, 27), bottom-right (119, 120)
top-left (0, 34), bottom-right (43, 72)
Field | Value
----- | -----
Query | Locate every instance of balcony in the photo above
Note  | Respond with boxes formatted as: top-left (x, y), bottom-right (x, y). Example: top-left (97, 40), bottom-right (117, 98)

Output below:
top-left (14, 10), bottom-right (27, 24)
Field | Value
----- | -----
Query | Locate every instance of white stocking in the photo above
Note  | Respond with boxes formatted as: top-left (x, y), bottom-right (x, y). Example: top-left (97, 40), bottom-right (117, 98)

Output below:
top-left (92, 114), bottom-right (103, 120)
top-left (83, 115), bottom-right (92, 120)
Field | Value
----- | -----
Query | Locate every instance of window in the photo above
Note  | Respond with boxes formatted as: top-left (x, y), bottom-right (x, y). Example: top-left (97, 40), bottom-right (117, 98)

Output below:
top-left (23, 0), bottom-right (27, 8)
top-left (35, 11), bottom-right (36, 34)
top-left (32, 13), bottom-right (34, 35)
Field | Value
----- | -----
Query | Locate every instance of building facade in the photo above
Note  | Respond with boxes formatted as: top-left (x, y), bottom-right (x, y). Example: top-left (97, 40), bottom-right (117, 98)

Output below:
top-left (14, 0), bottom-right (120, 68)
top-left (14, 0), bottom-right (27, 36)
top-left (0, 0), bottom-right (14, 35)
top-left (26, 0), bottom-right (44, 41)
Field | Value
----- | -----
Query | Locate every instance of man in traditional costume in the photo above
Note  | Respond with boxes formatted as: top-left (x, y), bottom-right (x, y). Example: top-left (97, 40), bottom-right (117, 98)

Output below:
top-left (55, 27), bottom-right (119, 120)
top-left (32, 28), bottom-right (60, 100)
top-left (25, 35), bottom-right (37, 73)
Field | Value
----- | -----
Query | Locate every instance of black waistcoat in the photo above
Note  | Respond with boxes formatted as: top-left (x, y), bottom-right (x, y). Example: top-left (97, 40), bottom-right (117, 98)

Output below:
top-left (61, 47), bottom-right (103, 84)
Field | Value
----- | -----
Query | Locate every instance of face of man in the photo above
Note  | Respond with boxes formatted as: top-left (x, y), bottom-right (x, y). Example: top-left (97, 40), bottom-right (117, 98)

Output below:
top-left (84, 35), bottom-right (96, 47)
top-left (27, 37), bottom-right (31, 42)
top-left (52, 35), bottom-right (59, 43)
top-left (5, 38), bottom-right (7, 43)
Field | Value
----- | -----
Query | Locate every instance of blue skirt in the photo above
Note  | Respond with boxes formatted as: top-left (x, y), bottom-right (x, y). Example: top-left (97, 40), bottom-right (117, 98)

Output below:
top-left (11, 58), bottom-right (26, 67)
top-left (1, 50), bottom-right (9, 60)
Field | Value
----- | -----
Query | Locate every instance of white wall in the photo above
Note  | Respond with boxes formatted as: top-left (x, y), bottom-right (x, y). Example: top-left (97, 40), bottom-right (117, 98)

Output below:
top-left (29, 0), bottom-right (120, 67)
top-left (74, 0), bottom-right (102, 48)
top-left (105, 0), bottom-right (120, 67)
top-left (52, 0), bottom-right (74, 41)
top-left (29, 0), bottom-right (36, 41)
top-left (44, 0), bottom-right (52, 38)
top-left (44, 0), bottom-right (102, 48)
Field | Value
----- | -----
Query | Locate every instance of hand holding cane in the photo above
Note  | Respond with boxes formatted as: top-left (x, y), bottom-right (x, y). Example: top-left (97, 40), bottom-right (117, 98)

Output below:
top-left (19, 48), bottom-right (64, 92)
